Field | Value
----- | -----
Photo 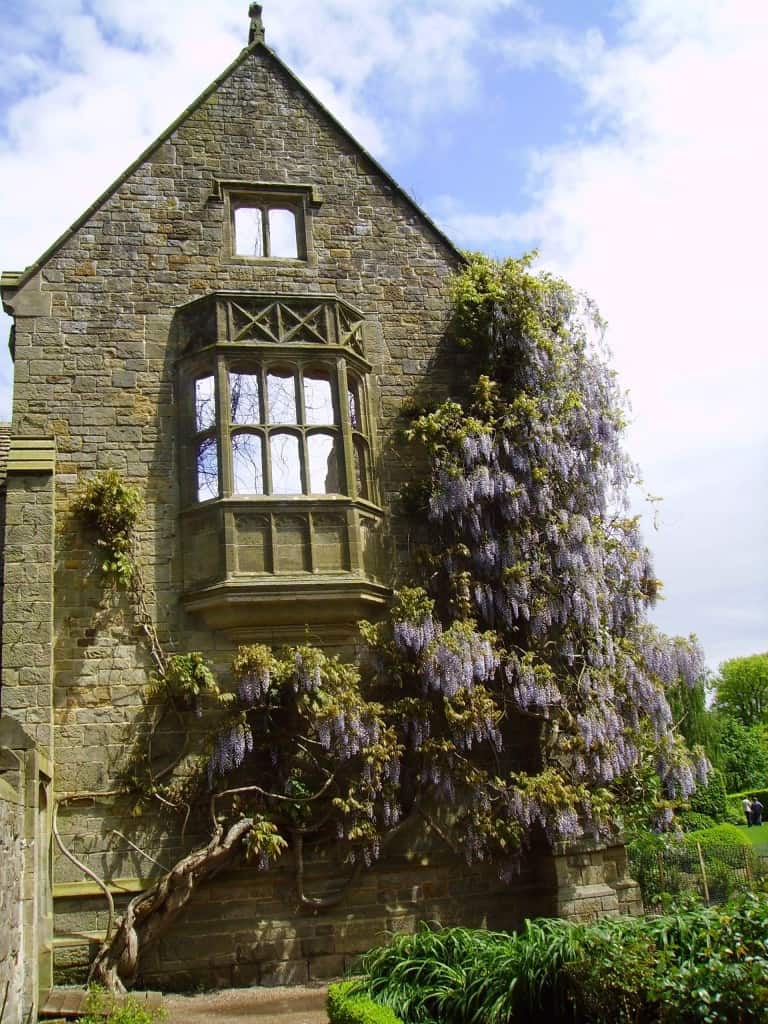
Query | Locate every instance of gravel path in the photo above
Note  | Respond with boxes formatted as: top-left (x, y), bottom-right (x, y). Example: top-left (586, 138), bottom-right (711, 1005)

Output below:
top-left (163, 985), bottom-right (328, 1024)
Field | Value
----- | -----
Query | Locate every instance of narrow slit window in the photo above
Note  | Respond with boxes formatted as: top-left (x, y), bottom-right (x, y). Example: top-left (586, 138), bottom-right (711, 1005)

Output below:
top-left (234, 207), bottom-right (264, 257)
top-left (347, 379), bottom-right (361, 430)
top-left (353, 438), bottom-right (369, 500)
top-left (270, 433), bottom-right (302, 494)
top-left (307, 433), bottom-right (341, 494)
top-left (195, 375), bottom-right (216, 432)
top-left (232, 433), bottom-right (264, 495)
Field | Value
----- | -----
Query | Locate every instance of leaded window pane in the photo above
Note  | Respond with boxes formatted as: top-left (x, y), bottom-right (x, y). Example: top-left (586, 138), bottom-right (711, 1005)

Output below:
top-left (232, 433), bottom-right (264, 495)
top-left (304, 371), bottom-right (334, 425)
top-left (307, 433), bottom-right (341, 494)
top-left (197, 438), bottom-right (219, 501)
top-left (234, 207), bottom-right (264, 257)
top-left (347, 379), bottom-right (361, 429)
top-left (230, 372), bottom-right (261, 425)
top-left (268, 208), bottom-right (298, 258)
top-left (354, 438), bottom-right (369, 500)
top-left (195, 375), bottom-right (216, 432)
top-left (270, 433), bottom-right (302, 494)
top-left (267, 370), bottom-right (297, 425)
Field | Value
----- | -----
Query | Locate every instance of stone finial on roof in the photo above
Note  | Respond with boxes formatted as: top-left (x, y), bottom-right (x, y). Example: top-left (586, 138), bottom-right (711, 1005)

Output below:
top-left (248, 3), bottom-right (265, 44)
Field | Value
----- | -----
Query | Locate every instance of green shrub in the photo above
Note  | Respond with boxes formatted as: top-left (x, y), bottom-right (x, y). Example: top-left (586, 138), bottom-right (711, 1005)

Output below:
top-left (724, 798), bottom-right (746, 826)
top-left (659, 954), bottom-right (768, 1023)
top-left (689, 768), bottom-right (727, 821)
top-left (561, 924), bottom-right (662, 1022)
top-left (351, 894), bottom-right (768, 1024)
top-left (676, 811), bottom-right (716, 832)
top-left (681, 823), bottom-right (751, 851)
top-left (654, 893), bottom-right (768, 1022)
top-left (77, 988), bottom-right (166, 1024)
top-left (327, 981), bottom-right (404, 1024)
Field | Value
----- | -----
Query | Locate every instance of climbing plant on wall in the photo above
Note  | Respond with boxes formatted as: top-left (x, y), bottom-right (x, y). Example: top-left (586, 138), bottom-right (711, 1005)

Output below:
top-left (72, 253), bottom-right (708, 991)
top-left (364, 252), bottom-right (709, 857)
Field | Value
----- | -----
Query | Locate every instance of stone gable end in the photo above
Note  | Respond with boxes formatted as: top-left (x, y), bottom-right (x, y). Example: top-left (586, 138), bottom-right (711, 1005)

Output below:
top-left (0, 29), bottom-right (640, 1012)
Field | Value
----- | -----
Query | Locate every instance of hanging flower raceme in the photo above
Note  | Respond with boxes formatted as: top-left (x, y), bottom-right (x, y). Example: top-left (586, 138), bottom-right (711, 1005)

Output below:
top-left (208, 717), bottom-right (253, 784)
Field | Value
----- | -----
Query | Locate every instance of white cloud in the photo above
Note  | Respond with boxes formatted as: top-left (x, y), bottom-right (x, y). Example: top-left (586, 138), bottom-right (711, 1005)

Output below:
top-left (440, 0), bottom-right (768, 661)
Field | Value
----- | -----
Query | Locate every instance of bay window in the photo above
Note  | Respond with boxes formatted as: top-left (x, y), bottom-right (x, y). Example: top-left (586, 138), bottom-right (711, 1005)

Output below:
top-left (176, 292), bottom-right (387, 635)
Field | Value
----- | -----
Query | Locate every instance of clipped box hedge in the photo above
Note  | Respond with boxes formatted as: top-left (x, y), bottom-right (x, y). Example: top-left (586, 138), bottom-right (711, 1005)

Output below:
top-left (682, 822), bottom-right (752, 850)
top-left (327, 981), bottom-right (404, 1024)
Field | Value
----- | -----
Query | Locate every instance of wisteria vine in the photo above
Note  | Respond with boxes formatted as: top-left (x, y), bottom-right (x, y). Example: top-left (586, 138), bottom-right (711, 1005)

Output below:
top-left (357, 253), bottom-right (708, 863)
top-left (92, 253), bottom-right (710, 901)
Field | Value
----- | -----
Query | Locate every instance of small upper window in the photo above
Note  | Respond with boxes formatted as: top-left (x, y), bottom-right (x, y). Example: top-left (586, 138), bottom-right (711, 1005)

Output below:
top-left (216, 182), bottom-right (317, 264)
top-left (234, 203), bottom-right (299, 259)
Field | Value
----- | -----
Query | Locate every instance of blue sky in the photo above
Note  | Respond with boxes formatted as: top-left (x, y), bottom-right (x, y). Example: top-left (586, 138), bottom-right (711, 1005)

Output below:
top-left (0, 0), bottom-right (765, 670)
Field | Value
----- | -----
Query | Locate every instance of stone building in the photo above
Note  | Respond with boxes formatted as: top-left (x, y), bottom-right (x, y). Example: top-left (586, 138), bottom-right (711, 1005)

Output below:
top-left (0, 7), bottom-right (640, 1016)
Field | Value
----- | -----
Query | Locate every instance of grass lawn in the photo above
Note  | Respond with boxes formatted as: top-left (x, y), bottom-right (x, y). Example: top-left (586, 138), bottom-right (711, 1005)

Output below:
top-left (734, 821), bottom-right (768, 853)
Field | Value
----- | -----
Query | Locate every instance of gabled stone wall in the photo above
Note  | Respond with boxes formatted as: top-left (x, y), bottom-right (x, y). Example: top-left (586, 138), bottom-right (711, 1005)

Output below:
top-left (0, 34), bottom-right (640, 992)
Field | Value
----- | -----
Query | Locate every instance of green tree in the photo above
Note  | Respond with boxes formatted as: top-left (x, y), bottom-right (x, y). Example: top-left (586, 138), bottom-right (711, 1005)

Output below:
top-left (668, 671), bottom-right (719, 756)
top-left (714, 716), bottom-right (768, 792)
top-left (714, 653), bottom-right (768, 726)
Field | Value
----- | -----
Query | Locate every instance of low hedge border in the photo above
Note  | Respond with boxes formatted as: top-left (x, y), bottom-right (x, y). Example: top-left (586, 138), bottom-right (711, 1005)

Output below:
top-left (730, 787), bottom-right (768, 806)
top-left (327, 981), bottom-right (404, 1024)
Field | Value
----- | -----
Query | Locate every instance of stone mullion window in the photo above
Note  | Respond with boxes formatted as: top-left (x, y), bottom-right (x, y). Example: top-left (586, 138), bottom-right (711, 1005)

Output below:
top-left (231, 200), bottom-right (301, 260)
top-left (189, 357), bottom-right (378, 505)
top-left (336, 357), bottom-right (356, 500)
top-left (296, 366), bottom-right (311, 500)
top-left (215, 353), bottom-right (233, 498)
top-left (177, 292), bottom-right (388, 634)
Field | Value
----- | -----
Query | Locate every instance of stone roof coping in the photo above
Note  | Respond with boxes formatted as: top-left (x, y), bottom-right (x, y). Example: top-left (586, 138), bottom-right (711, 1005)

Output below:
top-left (7, 436), bottom-right (56, 474)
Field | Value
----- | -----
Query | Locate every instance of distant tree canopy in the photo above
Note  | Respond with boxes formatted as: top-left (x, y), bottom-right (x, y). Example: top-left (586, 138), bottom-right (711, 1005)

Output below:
top-left (668, 671), bottom-right (717, 753)
top-left (711, 716), bottom-right (768, 794)
top-left (714, 653), bottom-right (768, 727)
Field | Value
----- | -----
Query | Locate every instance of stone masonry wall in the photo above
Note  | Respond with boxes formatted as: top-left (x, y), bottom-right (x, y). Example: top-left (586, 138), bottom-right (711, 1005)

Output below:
top-left (55, 851), bottom-right (552, 990)
top-left (1, 471), bottom-right (55, 757)
top-left (0, 718), bottom-right (51, 1024)
top-left (0, 759), bottom-right (25, 1023)
top-left (550, 839), bottom-right (644, 923)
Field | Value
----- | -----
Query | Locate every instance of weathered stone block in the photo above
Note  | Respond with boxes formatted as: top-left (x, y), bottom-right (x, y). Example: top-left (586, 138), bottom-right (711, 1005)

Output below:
top-left (259, 959), bottom-right (309, 987)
